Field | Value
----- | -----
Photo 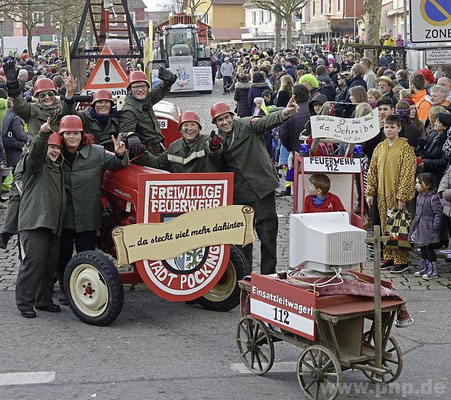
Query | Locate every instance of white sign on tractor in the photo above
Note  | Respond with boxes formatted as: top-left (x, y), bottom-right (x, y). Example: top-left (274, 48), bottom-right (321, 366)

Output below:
top-left (409, 0), bottom-right (451, 43)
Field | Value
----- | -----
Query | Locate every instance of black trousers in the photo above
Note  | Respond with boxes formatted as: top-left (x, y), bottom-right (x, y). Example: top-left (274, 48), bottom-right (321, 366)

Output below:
top-left (223, 76), bottom-right (233, 92)
top-left (56, 229), bottom-right (97, 277)
top-left (16, 228), bottom-right (59, 310)
top-left (420, 245), bottom-right (437, 262)
top-left (239, 192), bottom-right (278, 275)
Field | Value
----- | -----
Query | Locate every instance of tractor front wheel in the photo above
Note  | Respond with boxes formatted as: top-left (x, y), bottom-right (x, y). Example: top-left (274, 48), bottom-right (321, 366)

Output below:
top-left (64, 251), bottom-right (124, 326)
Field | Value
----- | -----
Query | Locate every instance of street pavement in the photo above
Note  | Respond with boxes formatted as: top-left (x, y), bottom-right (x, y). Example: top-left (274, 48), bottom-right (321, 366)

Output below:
top-left (0, 81), bottom-right (450, 399)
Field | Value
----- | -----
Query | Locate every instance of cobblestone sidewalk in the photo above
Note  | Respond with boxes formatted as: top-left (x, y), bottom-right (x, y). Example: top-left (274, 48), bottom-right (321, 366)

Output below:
top-left (1, 195), bottom-right (450, 292)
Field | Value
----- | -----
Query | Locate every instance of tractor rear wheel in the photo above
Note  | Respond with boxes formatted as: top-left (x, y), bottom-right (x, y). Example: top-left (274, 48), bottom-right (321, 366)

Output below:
top-left (197, 245), bottom-right (248, 312)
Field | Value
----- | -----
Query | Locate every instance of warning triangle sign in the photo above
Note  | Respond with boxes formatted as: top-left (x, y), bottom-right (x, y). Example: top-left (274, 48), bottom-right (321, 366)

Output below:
top-left (83, 47), bottom-right (129, 92)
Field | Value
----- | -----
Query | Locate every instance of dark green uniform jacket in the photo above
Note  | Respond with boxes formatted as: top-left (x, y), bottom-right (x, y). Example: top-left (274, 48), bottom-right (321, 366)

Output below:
top-left (4, 97), bottom-right (62, 235)
top-left (221, 110), bottom-right (289, 202)
top-left (140, 134), bottom-right (222, 173)
top-left (61, 98), bottom-right (119, 144)
top-left (12, 96), bottom-right (60, 141)
top-left (18, 130), bottom-right (66, 236)
top-left (63, 145), bottom-right (128, 232)
top-left (118, 82), bottom-right (171, 150)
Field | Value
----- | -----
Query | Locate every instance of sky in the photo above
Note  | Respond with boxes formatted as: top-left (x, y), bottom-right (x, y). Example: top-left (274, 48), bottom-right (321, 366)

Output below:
top-left (143, 0), bottom-right (173, 11)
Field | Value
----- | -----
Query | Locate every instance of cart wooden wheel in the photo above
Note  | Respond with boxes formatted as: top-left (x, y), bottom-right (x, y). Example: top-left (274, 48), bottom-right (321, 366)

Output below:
top-left (362, 335), bottom-right (403, 383)
top-left (296, 345), bottom-right (342, 400)
top-left (236, 317), bottom-right (274, 375)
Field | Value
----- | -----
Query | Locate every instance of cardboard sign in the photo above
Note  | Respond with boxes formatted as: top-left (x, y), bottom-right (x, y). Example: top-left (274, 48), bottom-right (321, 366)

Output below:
top-left (169, 55), bottom-right (194, 92)
top-left (82, 46), bottom-right (129, 96)
top-left (303, 157), bottom-right (361, 173)
top-left (193, 67), bottom-right (213, 91)
top-left (250, 274), bottom-right (316, 340)
top-left (151, 65), bottom-right (213, 92)
top-left (311, 109), bottom-right (379, 143)
top-left (134, 173), bottom-right (239, 302)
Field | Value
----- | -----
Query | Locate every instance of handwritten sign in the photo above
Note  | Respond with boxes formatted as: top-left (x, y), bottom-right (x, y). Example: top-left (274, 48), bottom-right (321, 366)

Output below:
top-left (304, 156), bottom-right (361, 173)
top-left (311, 109), bottom-right (379, 143)
top-left (113, 205), bottom-right (255, 266)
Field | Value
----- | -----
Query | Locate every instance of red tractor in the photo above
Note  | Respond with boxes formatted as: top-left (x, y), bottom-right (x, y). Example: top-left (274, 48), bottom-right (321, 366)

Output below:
top-left (63, 105), bottom-right (250, 326)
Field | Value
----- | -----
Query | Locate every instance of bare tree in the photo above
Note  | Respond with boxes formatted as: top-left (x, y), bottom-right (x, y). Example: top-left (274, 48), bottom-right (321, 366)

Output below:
top-left (185, 0), bottom-right (213, 22)
top-left (363, 0), bottom-right (382, 65)
top-left (52, 0), bottom-right (85, 42)
top-left (0, 0), bottom-right (82, 54)
top-left (249, 0), bottom-right (308, 50)
top-left (168, 0), bottom-right (185, 13)
top-left (0, 0), bottom-right (51, 54)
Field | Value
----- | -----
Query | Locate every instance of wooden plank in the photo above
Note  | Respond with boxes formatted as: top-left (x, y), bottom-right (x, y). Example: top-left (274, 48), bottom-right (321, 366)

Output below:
top-left (318, 298), bottom-right (404, 317)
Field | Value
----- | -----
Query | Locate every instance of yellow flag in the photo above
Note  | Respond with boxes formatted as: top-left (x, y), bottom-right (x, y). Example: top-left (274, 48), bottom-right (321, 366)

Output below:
top-left (63, 37), bottom-right (71, 74)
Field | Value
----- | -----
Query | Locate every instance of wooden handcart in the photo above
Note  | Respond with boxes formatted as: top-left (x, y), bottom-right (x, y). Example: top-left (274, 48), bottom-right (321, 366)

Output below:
top-left (236, 264), bottom-right (405, 400)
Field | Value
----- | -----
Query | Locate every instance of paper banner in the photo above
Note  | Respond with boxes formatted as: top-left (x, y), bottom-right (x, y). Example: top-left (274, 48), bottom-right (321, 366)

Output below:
top-left (311, 109), bottom-right (380, 143)
top-left (113, 205), bottom-right (255, 266)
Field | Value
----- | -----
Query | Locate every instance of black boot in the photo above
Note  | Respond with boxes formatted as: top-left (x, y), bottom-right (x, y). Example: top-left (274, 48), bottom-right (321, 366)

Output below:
top-left (57, 274), bottom-right (69, 306)
top-left (0, 232), bottom-right (13, 249)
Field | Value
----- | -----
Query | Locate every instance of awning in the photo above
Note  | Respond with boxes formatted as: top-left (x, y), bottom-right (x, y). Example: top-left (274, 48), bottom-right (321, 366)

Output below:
top-left (304, 18), bottom-right (355, 34)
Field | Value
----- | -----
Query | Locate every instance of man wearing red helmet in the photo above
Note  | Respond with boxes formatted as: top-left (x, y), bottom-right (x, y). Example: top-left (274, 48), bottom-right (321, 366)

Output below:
top-left (211, 97), bottom-right (298, 275)
top-left (141, 111), bottom-right (223, 173)
top-left (119, 67), bottom-right (177, 157)
top-left (15, 118), bottom-right (65, 318)
top-left (0, 59), bottom-right (62, 249)
top-left (62, 74), bottom-right (119, 144)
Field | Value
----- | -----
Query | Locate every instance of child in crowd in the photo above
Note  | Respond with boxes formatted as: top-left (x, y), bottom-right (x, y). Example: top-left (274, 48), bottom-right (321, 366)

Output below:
top-left (367, 88), bottom-right (382, 109)
top-left (303, 174), bottom-right (346, 213)
top-left (409, 173), bottom-right (443, 280)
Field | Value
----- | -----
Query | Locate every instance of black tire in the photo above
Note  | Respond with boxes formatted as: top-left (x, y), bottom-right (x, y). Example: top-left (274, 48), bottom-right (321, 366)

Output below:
top-left (197, 245), bottom-right (247, 312)
top-left (64, 250), bottom-right (124, 326)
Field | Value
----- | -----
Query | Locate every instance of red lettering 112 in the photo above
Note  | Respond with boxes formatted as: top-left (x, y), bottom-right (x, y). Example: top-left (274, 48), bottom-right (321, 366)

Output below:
top-left (273, 307), bottom-right (290, 325)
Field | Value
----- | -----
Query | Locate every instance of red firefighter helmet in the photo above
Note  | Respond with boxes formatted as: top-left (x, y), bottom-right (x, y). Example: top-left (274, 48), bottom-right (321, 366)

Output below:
top-left (210, 102), bottom-right (234, 123)
top-left (58, 115), bottom-right (84, 134)
top-left (48, 132), bottom-right (62, 147)
top-left (128, 71), bottom-right (149, 89)
top-left (92, 89), bottom-right (114, 106)
top-left (178, 111), bottom-right (202, 131)
top-left (34, 78), bottom-right (57, 96)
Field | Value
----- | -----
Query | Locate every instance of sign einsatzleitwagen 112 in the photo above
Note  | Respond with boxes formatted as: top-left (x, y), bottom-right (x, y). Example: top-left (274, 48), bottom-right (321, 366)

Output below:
top-left (113, 205), bottom-right (255, 266)
top-left (311, 109), bottom-right (379, 143)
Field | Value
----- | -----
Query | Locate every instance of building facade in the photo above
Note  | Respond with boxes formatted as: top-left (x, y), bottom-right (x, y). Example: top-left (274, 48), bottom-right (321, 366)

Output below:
top-left (191, 0), bottom-right (246, 42)
top-left (303, 0), bottom-right (364, 42)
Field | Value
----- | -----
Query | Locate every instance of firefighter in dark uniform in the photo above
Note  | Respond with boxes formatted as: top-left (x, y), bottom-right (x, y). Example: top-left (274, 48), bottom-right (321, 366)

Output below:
top-left (211, 98), bottom-right (298, 275)
top-left (119, 68), bottom-right (177, 157)
top-left (140, 111), bottom-right (223, 173)
top-left (62, 72), bottom-right (119, 144)
top-left (1, 60), bottom-right (62, 249)
top-left (16, 120), bottom-right (66, 318)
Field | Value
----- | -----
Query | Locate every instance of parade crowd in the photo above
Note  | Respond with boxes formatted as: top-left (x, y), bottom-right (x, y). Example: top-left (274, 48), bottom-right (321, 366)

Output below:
top-left (212, 42), bottom-right (451, 282)
top-left (0, 45), bottom-right (450, 318)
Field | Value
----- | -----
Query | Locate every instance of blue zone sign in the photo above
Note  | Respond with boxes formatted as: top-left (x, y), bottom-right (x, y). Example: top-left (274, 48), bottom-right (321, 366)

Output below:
top-left (410, 0), bottom-right (451, 43)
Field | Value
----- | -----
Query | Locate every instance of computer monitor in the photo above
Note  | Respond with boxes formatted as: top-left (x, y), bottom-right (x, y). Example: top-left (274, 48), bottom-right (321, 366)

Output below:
top-left (289, 212), bottom-right (367, 273)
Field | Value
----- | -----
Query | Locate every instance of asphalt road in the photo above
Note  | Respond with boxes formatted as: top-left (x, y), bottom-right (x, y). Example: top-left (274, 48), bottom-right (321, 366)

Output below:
top-left (0, 288), bottom-right (450, 400)
top-left (0, 82), bottom-right (450, 399)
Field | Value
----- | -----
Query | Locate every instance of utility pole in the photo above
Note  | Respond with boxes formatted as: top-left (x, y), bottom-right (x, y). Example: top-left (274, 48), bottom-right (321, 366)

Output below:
top-left (0, 12), bottom-right (5, 59)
